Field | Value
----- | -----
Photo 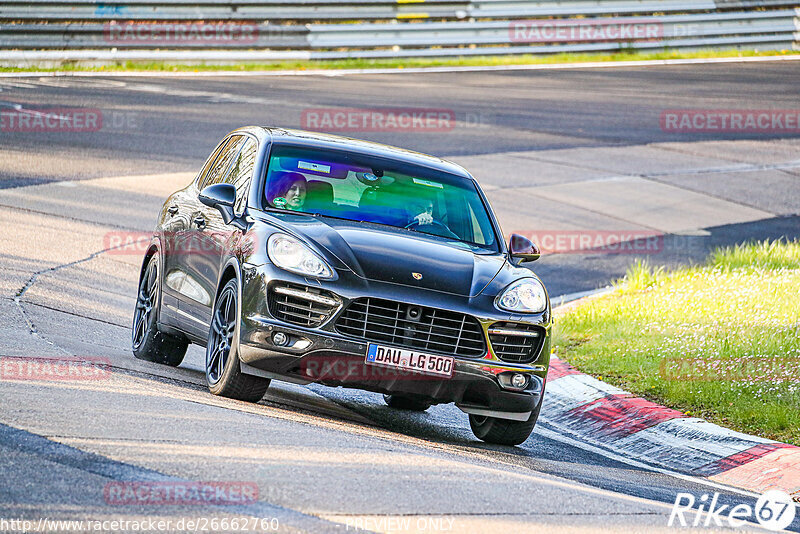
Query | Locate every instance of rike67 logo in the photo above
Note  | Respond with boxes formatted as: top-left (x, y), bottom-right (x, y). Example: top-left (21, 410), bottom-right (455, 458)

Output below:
top-left (669, 490), bottom-right (796, 531)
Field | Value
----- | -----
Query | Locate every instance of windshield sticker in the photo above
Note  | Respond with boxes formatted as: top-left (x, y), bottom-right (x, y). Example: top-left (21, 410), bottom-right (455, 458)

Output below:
top-left (412, 178), bottom-right (444, 189)
top-left (273, 197), bottom-right (287, 208)
top-left (298, 161), bottom-right (331, 174)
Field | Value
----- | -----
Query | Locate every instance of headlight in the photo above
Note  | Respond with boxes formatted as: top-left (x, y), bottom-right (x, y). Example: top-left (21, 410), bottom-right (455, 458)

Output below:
top-left (267, 233), bottom-right (333, 279)
top-left (495, 278), bottom-right (547, 313)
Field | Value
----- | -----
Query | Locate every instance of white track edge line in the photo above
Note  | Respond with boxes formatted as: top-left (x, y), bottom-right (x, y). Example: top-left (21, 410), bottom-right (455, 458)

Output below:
top-left (535, 423), bottom-right (761, 499)
top-left (1, 54), bottom-right (799, 78)
top-left (552, 286), bottom-right (614, 308)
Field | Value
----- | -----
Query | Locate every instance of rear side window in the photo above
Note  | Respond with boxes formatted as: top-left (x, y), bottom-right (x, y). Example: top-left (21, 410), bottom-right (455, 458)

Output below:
top-left (200, 135), bottom-right (246, 189)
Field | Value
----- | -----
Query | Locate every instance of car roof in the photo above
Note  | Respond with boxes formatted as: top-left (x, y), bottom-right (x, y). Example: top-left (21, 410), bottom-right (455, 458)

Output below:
top-left (235, 126), bottom-right (475, 181)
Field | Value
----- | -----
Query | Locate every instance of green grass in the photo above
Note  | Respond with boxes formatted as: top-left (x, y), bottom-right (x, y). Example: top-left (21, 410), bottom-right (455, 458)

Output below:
top-left (553, 240), bottom-right (800, 445)
top-left (1, 48), bottom-right (796, 73)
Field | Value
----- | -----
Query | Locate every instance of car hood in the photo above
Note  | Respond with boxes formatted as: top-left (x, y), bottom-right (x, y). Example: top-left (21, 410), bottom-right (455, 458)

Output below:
top-left (275, 215), bottom-right (506, 297)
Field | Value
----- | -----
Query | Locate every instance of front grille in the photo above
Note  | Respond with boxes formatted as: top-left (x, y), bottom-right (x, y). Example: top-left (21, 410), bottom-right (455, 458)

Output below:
top-left (268, 283), bottom-right (340, 328)
top-left (488, 322), bottom-right (546, 364)
top-left (335, 298), bottom-right (486, 357)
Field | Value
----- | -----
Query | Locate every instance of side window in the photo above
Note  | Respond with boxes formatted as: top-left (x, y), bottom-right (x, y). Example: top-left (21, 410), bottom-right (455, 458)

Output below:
top-left (466, 197), bottom-right (495, 246)
top-left (228, 138), bottom-right (258, 216)
top-left (195, 139), bottom-right (228, 186)
top-left (467, 202), bottom-right (485, 244)
top-left (200, 135), bottom-right (245, 189)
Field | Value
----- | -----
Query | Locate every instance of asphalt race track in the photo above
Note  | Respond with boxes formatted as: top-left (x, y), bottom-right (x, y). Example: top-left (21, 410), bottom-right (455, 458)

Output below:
top-left (1, 62), bottom-right (799, 533)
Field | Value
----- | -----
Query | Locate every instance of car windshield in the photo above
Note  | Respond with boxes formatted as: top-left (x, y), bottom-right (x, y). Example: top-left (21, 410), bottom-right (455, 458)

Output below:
top-left (262, 145), bottom-right (499, 251)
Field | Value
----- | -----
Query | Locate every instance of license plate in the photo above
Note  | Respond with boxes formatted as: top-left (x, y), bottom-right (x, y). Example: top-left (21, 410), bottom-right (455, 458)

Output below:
top-left (365, 344), bottom-right (454, 378)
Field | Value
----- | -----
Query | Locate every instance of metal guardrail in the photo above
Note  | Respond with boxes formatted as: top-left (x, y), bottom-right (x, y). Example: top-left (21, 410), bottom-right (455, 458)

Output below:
top-left (0, 23), bottom-right (309, 48)
top-left (468, 0), bottom-right (795, 18)
top-left (0, 0), bottom-right (797, 21)
top-left (0, 0), bottom-right (469, 21)
top-left (0, 1), bottom-right (798, 61)
top-left (2, 10), bottom-right (796, 49)
top-left (306, 10), bottom-right (799, 48)
top-left (313, 35), bottom-right (800, 59)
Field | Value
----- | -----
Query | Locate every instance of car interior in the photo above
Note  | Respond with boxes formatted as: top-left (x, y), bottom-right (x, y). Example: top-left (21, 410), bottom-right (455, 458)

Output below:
top-left (263, 152), bottom-right (497, 249)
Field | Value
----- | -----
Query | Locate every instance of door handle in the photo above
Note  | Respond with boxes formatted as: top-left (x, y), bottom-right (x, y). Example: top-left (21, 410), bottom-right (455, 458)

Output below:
top-left (167, 205), bottom-right (179, 216)
top-left (193, 215), bottom-right (206, 229)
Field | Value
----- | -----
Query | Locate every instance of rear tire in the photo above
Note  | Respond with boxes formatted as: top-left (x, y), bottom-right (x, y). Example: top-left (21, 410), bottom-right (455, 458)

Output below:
top-left (383, 394), bottom-right (432, 412)
top-left (468, 394), bottom-right (544, 446)
top-left (206, 278), bottom-right (270, 402)
top-left (132, 254), bottom-right (188, 367)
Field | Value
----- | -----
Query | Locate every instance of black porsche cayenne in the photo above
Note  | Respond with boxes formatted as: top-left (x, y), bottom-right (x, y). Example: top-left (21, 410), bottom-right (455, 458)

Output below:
top-left (132, 127), bottom-right (552, 445)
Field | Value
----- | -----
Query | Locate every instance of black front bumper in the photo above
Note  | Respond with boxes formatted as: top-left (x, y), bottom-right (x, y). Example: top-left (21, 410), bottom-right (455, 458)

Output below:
top-left (237, 263), bottom-right (551, 418)
top-left (238, 316), bottom-right (549, 418)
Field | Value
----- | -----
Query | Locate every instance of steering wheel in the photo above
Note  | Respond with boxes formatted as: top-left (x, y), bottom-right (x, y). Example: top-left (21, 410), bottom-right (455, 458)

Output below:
top-left (405, 219), bottom-right (460, 240)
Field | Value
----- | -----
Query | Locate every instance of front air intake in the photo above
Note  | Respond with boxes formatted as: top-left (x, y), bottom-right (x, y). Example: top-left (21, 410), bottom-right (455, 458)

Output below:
top-left (488, 322), bottom-right (546, 364)
top-left (267, 283), bottom-right (339, 328)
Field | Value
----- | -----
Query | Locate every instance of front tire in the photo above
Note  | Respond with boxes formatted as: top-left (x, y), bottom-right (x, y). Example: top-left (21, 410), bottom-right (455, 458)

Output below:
top-left (132, 254), bottom-right (188, 366)
top-left (468, 394), bottom-right (544, 446)
top-left (206, 278), bottom-right (270, 402)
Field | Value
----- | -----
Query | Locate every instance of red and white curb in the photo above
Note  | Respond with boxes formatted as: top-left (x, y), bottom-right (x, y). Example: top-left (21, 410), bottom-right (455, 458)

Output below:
top-left (544, 300), bottom-right (800, 502)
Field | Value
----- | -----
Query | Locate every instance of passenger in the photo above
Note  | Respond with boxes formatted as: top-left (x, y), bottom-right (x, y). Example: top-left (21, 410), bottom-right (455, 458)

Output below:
top-left (269, 172), bottom-right (307, 211)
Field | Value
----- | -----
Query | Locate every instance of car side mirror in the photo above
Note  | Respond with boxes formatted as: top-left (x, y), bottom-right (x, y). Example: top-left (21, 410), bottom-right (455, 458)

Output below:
top-left (509, 233), bottom-right (540, 263)
top-left (199, 183), bottom-right (241, 227)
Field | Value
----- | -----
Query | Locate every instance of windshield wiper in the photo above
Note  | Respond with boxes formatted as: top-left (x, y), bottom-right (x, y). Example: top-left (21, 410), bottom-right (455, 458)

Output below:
top-left (260, 207), bottom-right (316, 217)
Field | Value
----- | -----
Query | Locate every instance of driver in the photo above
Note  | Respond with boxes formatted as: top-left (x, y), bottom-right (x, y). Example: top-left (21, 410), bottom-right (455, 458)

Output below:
top-left (268, 172), bottom-right (307, 211)
top-left (411, 198), bottom-right (435, 226)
